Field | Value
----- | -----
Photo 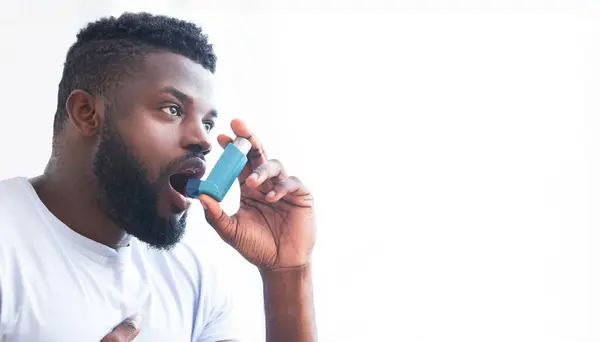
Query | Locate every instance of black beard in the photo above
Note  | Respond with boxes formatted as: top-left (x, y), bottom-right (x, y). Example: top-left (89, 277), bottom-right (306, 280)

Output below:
top-left (92, 118), bottom-right (187, 250)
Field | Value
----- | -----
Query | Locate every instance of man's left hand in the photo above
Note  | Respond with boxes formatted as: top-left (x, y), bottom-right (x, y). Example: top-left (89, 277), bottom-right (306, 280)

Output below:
top-left (100, 315), bottom-right (141, 342)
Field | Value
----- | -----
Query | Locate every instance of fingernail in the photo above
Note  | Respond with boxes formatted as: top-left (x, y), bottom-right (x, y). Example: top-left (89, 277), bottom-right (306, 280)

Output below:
top-left (248, 173), bottom-right (258, 181)
top-left (129, 314), bottom-right (142, 327)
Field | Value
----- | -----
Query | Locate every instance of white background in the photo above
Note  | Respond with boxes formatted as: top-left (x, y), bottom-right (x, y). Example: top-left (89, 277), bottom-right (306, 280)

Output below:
top-left (1, 1), bottom-right (599, 341)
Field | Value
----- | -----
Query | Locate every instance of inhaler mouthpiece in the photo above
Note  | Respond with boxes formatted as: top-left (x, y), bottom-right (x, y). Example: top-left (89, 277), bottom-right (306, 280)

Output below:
top-left (185, 137), bottom-right (251, 202)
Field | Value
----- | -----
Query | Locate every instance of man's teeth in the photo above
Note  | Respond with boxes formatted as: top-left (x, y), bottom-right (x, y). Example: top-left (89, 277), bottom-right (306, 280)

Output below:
top-left (180, 167), bottom-right (201, 174)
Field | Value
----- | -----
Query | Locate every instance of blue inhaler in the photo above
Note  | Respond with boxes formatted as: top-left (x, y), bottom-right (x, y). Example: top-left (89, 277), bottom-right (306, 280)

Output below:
top-left (185, 137), bottom-right (252, 202)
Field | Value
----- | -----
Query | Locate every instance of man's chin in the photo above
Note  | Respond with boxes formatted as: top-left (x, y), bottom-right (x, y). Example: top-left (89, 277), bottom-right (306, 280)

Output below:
top-left (123, 213), bottom-right (188, 251)
top-left (144, 240), bottom-right (180, 251)
top-left (133, 230), bottom-right (185, 251)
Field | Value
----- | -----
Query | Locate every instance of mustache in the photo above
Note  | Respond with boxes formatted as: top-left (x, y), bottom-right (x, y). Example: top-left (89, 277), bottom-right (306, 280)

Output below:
top-left (158, 151), bottom-right (206, 182)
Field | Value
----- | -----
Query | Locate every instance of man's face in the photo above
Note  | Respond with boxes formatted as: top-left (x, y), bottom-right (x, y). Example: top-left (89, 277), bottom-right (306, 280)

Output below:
top-left (92, 52), bottom-right (217, 250)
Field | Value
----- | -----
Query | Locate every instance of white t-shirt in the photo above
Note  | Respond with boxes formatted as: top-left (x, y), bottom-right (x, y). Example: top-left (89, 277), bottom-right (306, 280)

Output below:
top-left (0, 177), bottom-right (241, 342)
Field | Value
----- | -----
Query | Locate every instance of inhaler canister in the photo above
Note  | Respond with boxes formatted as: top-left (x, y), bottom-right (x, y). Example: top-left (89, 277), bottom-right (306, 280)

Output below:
top-left (185, 137), bottom-right (252, 202)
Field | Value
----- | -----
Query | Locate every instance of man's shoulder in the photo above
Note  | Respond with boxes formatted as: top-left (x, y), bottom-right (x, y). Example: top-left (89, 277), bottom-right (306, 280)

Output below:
top-left (0, 176), bottom-right (29, 204)
top-left (0, 176), bottom-right (41, 215)
top-left (0, 177), bottom-right (44, 331)
top-left (0, 176), bottom-right (40, 238)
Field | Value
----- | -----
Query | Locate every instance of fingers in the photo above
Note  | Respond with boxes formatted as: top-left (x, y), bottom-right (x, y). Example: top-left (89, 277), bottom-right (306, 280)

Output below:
top-left (101, 315), bottom-right (141, 342)
top-left (266, 176), bottom-right (312, 202)
top-left (198, 194), bottom-right (237, 244)
top-left (265, 176), bottom-right (300, 202)
top-left (245, 160), bottom-right (311, 203)
top-left (216, 118), bottom-right (268, 185)
top-left (236, 157), bottom-right (310, 203)
top-left (219, 118), bottom-right (268, 167)
top-left (216, 134), bottom-right (233, 149)
top-left (215, 134), bottom-right (253, 183)
top-left (246, 159), bottom-right (286, 188)
top-left (214, 119), bottom-right (311, 205)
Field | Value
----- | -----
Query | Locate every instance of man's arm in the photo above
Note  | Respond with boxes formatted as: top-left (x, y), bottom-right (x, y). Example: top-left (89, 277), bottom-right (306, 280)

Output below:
top-left (216, 264), bottom-right (316, 342)
top-left (261, 264), bottom-right (316, 342)
top-left (198, 119), bottom-right (318, 342)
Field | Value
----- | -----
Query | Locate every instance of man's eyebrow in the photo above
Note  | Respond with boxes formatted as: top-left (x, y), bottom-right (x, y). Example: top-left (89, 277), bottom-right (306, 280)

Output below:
top-left (158, 86), bottom-right (217, 118)
top-left (158, 86), bottom-right (193, 104)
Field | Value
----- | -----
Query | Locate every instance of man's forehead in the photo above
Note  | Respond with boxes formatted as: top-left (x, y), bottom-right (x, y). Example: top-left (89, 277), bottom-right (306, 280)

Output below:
top-left (133, 51), bottom-right (216, 105)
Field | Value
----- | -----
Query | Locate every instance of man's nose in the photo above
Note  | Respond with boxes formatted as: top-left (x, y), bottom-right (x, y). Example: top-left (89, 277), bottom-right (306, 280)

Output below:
top-left (181, 119), bottom-right (212, 155)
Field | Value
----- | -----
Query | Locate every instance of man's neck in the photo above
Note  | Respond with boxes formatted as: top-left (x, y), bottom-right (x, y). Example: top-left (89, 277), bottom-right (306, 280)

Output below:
top-left (31, 167), bottom-right (130, 250)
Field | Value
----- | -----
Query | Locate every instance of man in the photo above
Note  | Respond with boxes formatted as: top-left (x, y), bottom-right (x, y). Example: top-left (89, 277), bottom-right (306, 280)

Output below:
top-left (0, 12), bottom-right (316, 342)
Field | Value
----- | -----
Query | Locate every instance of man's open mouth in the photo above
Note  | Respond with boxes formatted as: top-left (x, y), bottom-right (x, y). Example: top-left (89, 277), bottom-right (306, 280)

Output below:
top-left (168, 158), bottom-right (206, 197)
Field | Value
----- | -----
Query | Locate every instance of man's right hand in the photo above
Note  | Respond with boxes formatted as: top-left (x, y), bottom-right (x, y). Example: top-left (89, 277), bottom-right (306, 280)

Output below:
top-left (100, 315), bottom-right (141, 342)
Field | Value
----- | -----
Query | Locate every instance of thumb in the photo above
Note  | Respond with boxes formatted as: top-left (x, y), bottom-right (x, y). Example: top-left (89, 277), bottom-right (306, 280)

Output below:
top-left (101, 314), bottom-right (141, 341)
top-left (198, 194), bottom-right (237, 244)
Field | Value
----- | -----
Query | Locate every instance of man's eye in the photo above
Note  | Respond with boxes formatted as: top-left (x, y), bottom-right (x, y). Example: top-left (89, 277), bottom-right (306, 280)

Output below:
top-left (203, 121), bottom-right (215, 132)
top-left (160, 105), bottom-right (181, 116)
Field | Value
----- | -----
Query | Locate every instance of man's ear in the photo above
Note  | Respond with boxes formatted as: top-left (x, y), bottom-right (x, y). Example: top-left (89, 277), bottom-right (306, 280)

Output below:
top-left (65, 89), bottom-right (104, 137)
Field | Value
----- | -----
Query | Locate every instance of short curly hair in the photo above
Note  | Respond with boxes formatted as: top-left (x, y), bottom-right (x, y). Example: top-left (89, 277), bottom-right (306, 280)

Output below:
top-left (53, 12), bottom-right (217, 139)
